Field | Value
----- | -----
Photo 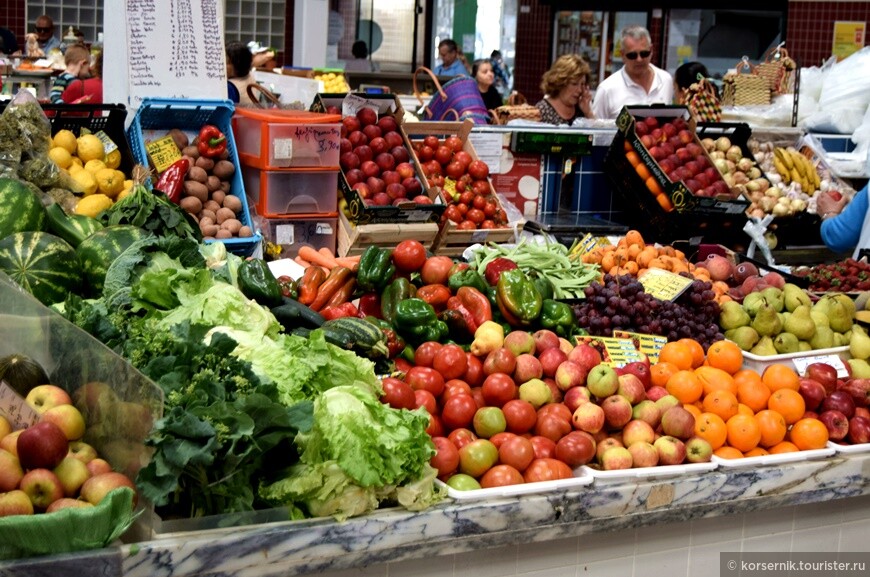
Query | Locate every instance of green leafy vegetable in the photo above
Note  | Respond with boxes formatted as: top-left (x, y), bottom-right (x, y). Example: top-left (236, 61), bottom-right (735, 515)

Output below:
top-left (100, 185), bottom-right (201, 242)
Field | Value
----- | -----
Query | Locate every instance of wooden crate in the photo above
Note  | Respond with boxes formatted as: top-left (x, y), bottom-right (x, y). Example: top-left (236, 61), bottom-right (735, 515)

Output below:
top-left (336, 211), bottom-right (440, 256)
top-left (431, 223), bottom-right (519, 257)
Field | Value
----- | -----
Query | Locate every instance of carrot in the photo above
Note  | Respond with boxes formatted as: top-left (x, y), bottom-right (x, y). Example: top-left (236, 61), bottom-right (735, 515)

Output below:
top-left (298, 245), bottom-right (339, 269)
top-left (294, 256), bottom-right (311, 268)
top-left (335, 255), bottom-right (361, 271)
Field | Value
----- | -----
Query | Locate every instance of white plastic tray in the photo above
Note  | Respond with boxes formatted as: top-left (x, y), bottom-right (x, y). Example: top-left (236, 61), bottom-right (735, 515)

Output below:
top-left (827, 440), bottom-right (870, 454)
top-left (739, 345), bottom-right (850, 374)
top-left (435, 469), bottom-right (593, 500)
top-left (712, 447), bottom-right (835, 468)
top-left (578, 461), bottom-right (718, 483)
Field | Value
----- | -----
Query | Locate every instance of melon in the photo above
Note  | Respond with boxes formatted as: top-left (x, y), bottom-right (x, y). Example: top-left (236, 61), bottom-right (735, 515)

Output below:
top-left (75, 225), bottom-right (147, 295)
top-left (0, 231), bottom-right (82, 306)
top-left (0, 177), bottom-right (47, 238)
top-left (0, 353), bottom-right (50, 397)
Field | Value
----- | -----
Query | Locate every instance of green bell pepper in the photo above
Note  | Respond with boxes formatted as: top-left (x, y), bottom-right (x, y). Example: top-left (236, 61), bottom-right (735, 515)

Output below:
top-left (380, 277), bottom-right (417, 325)
top-left (531, 274), bottom-right (555, 302)
top-left (448, 268), bottom-right (488, 294)
top-left (394, 298), bottom-right (449, 343)
top-left (357, 245), bottom-right (395, 293)
top-left (238, 258), bottom-right (283, 307)
top-left (539, 298), bottom-right (576, 337)
top-left (496, 268), bottom-right (542, 327)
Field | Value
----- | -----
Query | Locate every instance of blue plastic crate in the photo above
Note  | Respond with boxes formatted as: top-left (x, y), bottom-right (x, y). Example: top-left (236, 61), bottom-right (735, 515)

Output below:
top-left (126, 98), bottom-right (262, 257)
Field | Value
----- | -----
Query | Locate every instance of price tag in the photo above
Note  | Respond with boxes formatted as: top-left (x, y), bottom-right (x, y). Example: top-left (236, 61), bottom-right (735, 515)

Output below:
top-left (638, 268), bottom-right (694, 301)
top-left (791, 355), bottom-right (850, 379)
top-left (442, 178), bottom-right (457, 200)
top-left (576, 336), bottom-right (643, 366)
top-left (274, 138), bottom-right (294, 160)
top-left (94, 130), bottom-right (118, 154)
top-left (342, 94), bottom-right (379, 119)
top-left (573, 233), bottom-right (611, 257)
top-left (0, 381), bottom-right (39, 430)
top-left (613, 330), bottom-right (668, 364)
top-left (275, 224), bottom-right (295, 245)
top-left (315, 222), bottom-right (333, 235)
top-left (145, 135), bottom-right (183, 174)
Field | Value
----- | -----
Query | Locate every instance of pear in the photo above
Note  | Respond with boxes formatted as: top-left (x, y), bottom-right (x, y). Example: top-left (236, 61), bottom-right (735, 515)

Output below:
top-left (847, 358), bottom-right (870, 379)
top-left (719, 301), bottom-right (751, 330)
top-left (742, 292), bottom-right (766, 318)
top-left (773, 332), bottom-right (800, 354)
top-left (760, 286), bottom-right (784, 312)
top-left (783, 283), bottom-right (812, 312)
top-left (725, 326), bottom-right (760, 351)
top-left (798, 341), bottom-right (812, 352)
top-left (831, 293), bottom-right (856, 319)
top-left (854, 291), bottom-right (870, 312)
top-left (809, 326), bottom-right (835, 350)
top-left (827, 299), bottom-right (854, 333)
top-left (813, 295), bottom-right (834, 317)
top-left (750, 336), bottom-right (778, 356)
top-left (810, 309), bottom-right (830, 329)
top-left (751, 302), bottom-right (783, 337)
top-left (850, 324), bottom-right (870, 360)
top-left (782, 305), bottom-right (816, 341)
top-left (834, 332), bottom-right (850, 347)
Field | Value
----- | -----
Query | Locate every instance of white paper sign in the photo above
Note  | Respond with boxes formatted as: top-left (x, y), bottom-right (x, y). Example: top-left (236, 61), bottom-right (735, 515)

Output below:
top-left (0, 381), bottom-right (39, 430)
top-left (791, 355), bottom-right (850, 379)
top-left (468, 132), bottom-right (504, 175)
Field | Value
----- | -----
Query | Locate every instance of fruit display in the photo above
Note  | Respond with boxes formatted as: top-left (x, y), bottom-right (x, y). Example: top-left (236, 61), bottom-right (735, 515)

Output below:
top-left (315, 71), bottom-right (350, 93)
top-left (697, 135), bottom-right (775, 212)
top-left (798, 362), bottom-right (870, 446)
top-left (794, 258), bottom-right (870, 293)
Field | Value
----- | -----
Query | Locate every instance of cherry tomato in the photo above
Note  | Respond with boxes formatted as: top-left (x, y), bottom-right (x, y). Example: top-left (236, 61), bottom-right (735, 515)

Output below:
top-left (445, 135), bottom-right (464, 153)
top-left (394, 357), bottom-right (413, 374)
top-left (413, 341), bottom-right (442, 367)
top-left (488, 431), bottom-right (517, 449)
top-left (455, 202), bottom-right (468, 215)
top-left (444, 204), bottom-right (463, 223)
top-left (417, 145), bottom-right (434, 162)
top-left (480, 464), bottom-right (524, 488)
top-left (458, 438), bottom-right (499, 478)
top-left (434, 145), bottom-right (454, 166)
top-left (420, 256), bottom-right (455, 285)
top-left (445, 161), bottom-right (466, 180)
top-left (472, 194), bottom-right (487, 209)
top-left (433, 344), bottom-right (468, 380)
top-left (483, 197), bottom-right (499, 216)
top-left (405, 366), bottom-right (445, 397)
top-left (467, 159), bottom-right (490, 180)
top-left (502, 399), bottom-right (537, 434)
top-left (472, 406), bottom-right (507, 438)
top-left (480, 220), bottom-right (497, 229)
top-left (466, 208), bottom-right (485, 224)
top-left (481, 373), bottom-right (517, 408)
top-left (555, 431), bottom-right (597, 468)
top-left (523, 458), bottom-right (573, 482)
top-left (458, 190), bottom-right (474, 206)
top-left (464, 353), bottom-right (484, 387)
top-left (392, 239), bottom-right (427, 273)
top-left (414, 389), bottom-right (438, 414)
top-left (454, 150), bottom-right (473, 168)
top-left (455, 179), bottom-right (467, 194)
top-left (534, 414), bottom-right (572, 443)
top-left (441, 393), bottom-right (478, 430)
top-left (380, 377), bottom-right (416, 410)
top-left (498, 435), bottom-right (535, 472)
top-left (457, 220), bottom-right (477, 230)
top-left (423, 135), bottom-right (440, 149)
top-left (430, 436), bottom-right (460, 477)
top-left (425, 159), bottom-right (442, 176)
top-left (529, 435), bottom-right (557, 459)
top-left (447, 427), bottom-right (478, 450)
top-left (472, 180), bottom-right (491, 196)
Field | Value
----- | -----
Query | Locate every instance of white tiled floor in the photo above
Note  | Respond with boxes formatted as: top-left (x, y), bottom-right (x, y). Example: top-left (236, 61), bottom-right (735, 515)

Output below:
top-left (309, 495), bottom-right (870, 577)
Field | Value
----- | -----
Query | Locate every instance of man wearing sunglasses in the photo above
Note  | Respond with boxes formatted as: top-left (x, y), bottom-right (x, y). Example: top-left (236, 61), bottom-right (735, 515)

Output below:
top-left (591, 25), bottom-right (673, 119)
top-left (34, 15), bottom-right (62, 55)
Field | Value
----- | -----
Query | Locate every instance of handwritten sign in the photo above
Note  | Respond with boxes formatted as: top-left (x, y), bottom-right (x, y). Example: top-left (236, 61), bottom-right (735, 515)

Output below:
top-left (791, 354), bottom-right (850, 379)
top-left (0, 381), bottom-right (39, 430)
top-left (638, 268), bottom-right (694, 301)
top-left (342, 94), bottom-right (379, 119)
top-left (146, 135), bottom-right (183, 174)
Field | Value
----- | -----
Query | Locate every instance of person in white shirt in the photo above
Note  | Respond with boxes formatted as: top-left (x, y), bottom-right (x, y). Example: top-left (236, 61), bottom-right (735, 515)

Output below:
top-left (591, 25), bottom-right (674, 120)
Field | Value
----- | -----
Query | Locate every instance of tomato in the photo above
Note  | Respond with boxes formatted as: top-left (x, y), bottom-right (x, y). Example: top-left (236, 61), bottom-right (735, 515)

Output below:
top-left (433, 344), bottom-right (468, 380)
top-left (502, 399), bottom-right (537, 434)
top-left (464, 353), bottom-right (484, 387)
top-left (470, 386), bottom-right (486, 409)
top-left (423, 135), bottom-right (440, 149)
top-left (467, 159), bottom-right (490, 180)
top-left (394, 357), bottom-right (413, 373)
top-left (472, 194), bottom-right (487, 209)
top-left (425, 159), bottom-right (442, 176)
top-left (483, 196), bottom-right (499, 217)
top-left (432, 175), bottom-right (445, 188)
top-left (445, 135), bottom-right (464, 153)
top-left (458, 438), bottom-right (499, 478)
top-left (529, 435), bottom-right (557, 459)
top-left (445, 161), bottom-right (466, 180)
top-left (444, 204), bottom-right (463, 223)
top-left (498, 435), bottom-right (535, 472)
top-left (454, 179), bottom-right (467, 194)
top-left (472, 180), bottom-right (491, 196)
top-left (534, 414), bottom-right (572, 443)
top-left (430, 436), bottom-right (460, 477)
top-left (417, 144), bottom-right (434, 162)
top-left (420, 255), bottom-right (455, 285)
top-left (445, 473), bottom-right (481, 491)
top-left (447, 427), bottom-right (478, 450)
top-left (425, 413), bottom-right (444, 437)
top-left (523, 458), bottom-right (573, 482)
top-left (457, 219), bottom-right (477, 230)
top-left (380, 377), bottom-right (416, 410)
top-left (441, 393), bottom-right (477, 430)
top-left (466, 208), bottom-right (485, 224)
top-left (413, 341), bottom-right (442, 367)
top-left (480, 464), bottom-right (524, 488)
top-left (406, 366), bottom-right (445, 397)
top-left (414, 389), bottom-right (438, 414)
top-left (442, 379), bottom-right (472, 401)
top-left (434, 145), bottom-right (454, 166)
top-left (482, 373), bottom-right (517, 407)
top-left (454, 150), bottom-right (473, 168)
top-left (537, 403), bottom-right (573, 424)
top-left (455, 202), bottom-right (468, 216)
top-left (458, 190), bottom-right (474, 206)
top-left (555, 431), bottom-right (597, 468)
top-left (480, 220), bottom-right (497, 229)
top-left (392, 239), bottom-right (427, 273)
top-left (473, 406), bottom-right (507, 438)
top-left (488, 431), bottom-right (517, 449)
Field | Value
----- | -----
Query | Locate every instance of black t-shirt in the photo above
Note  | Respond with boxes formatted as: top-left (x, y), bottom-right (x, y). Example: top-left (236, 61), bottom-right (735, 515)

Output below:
top-left (480, 85), bottom-right (504, 113)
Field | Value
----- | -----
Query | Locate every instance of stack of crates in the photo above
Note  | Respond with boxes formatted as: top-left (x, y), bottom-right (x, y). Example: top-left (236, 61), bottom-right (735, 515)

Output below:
top-left (232, 107), bottom-right (343, 259)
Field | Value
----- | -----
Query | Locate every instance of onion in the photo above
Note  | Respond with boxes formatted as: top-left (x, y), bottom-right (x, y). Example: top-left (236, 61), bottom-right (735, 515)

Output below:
top-left (726, 145), bottom-right (743, 163)
top-left (736, 157), bottom-right (755, 172)
top-left (700, 137), bottom-right (716, 152)
top-left (714, 158), bottom-right (730, 174)
top-left (715, 136), bottom-right (732, 152)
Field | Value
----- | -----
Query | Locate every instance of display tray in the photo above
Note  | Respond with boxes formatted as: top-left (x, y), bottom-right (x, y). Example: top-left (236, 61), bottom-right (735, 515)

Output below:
top-left (712, 447), bottom-right (835, 468)
top-left (827, 440), bottom-right (870, 454)
top-left (578, 461), bottom-right (717, 483)
top-left (434, 470), bottom-right (593, 500)
top-left (739, 345), bottom-right (850, 374)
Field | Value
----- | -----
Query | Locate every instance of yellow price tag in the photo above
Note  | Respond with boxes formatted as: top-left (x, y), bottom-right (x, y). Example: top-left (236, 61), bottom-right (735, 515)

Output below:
top-left (442, 177), bottom-right (457, 200)
top-left (145, 135), bottom-right (183, 174)
top-left (572, 233), bottom-right (612, 257)
top-left (612, 331), bottom-right (668, 364)
top-left (576, 335), bottom-right (644, 367)
top-left (638, 268), bottom-right (694, 302)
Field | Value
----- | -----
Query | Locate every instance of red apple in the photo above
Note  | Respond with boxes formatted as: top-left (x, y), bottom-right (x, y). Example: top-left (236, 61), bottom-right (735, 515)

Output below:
top-left (533, 329), bottom-right (561, 354)
top-left (356, 107), bottom-right (378, 127)
top-left (362, 124), bottom-right (382, 142)
top-left (513, 354), bottom-right (543, 384)
top-left (563, 385), bottom-right (592, 413)
top-left (339, 138), bottom-right (352, 154)
top-left (396, 162), bottom-right (416, 180)
top-left (621, 361), bottom-right (652, 389)
top-left (352, 182), bottom-right (371, 199)
top-left (385, 182), bottom-right (407, 200)
top-left (483, 347), bottom-right (517, 376)
top-left (616, 373), bottom-right (646, 405)
top-left (41, 404), bottom-right (86, 441)
top-left (377, 116), bottom-right (398, 133)
top-left (360, 160), bottom-right (380, 179)
top-left (538, 347), bottom-right (568, 378)
top-left (798, 378), bottom-right (828, 412)
top-left (366, 176), bottom-right (385, 194)
top-left (412, 195), bottom-right (432, 205)
top-left (654, 435), bottom-right (687, 465)
top-left (344, 167), bottom-right (364, 186)
top-left (25, 385), bottom-right (72, 415)
top-left (601, 394), bottom-right (632, 430)
top-left (375, 152), bottom-right (396, 172)
top-left (805, 363), bottom-right (839, 394)
top-left (381, 170), bottom-right (401, 186)
top-left (847, 416), bottom-right (870, 444)
top-left (628, 442), bottom-right (659, 468)
top-left (660, 405), bottom-right (696, 440)
top-left (372, 192), bottom-right (391, 206)
top-left (622, 419), bottom-right (656, 446)
top-left (347, 129), bottom-right (367, 148)
top-left (819, 409), bottom-right (850, 441)
top-left (838, 378), bottom-right (870, 408)
top-left (684, 436), bottom-right (713, 463)
top-left (342, 116), bottom-right (361, 135)
top-left (86, 458), bottom-right (113, 477)
top-left (555, 361), bottom-right (588, 391)
top-left (568, 343), bottom-right (602, 373)
top-left (390, 146), bottom-right (410, 164)
top-left (17, 421), bottom-right (69, 470)
top-left (600, 445), bottom-right (633, 470)
top-left (20, 468), bottom-right (64, 509)
top-left (822, 390), bottom-right (856, 419)
top-left (384, 131), bottom-right (405, 150)
top-left (631, 399), bottom-right (662, 429)
top-left (0, 449), bottom-right (23, 492)
top-left (572, 402), bottom-right (605, 434)
top-left (369, 136), bottom-right (388, 156)
top-left (46, 498), bottom-right (94, 513)
top-left (353, 145), bottom-right (373, 163)
top-left (80, 472), bottom-right (138, 507)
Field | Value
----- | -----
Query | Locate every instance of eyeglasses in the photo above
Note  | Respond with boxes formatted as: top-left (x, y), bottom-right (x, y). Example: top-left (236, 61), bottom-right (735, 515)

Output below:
top-left (624, 50), bottom-right (651, 60)
top-left (35, 27), bottom-right (52, 33)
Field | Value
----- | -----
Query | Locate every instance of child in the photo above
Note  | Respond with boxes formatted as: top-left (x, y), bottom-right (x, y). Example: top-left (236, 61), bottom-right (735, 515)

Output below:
top-left (50, 44), bottom-right (90, 103)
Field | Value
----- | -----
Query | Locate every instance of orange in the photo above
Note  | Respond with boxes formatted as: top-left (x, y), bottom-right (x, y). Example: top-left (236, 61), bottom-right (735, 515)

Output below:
top-left (736, 403), bottom-right (755, 416)
top-left (726, 413), bottom-right (761, 453)
top-left (743, 447), bottom-right (770, 458)
top-left (767, 388), bottom-right (806, 425)
top-left (659, 342), bottom-right (695, 371)
top-left (788, 418), bottom-right (829, 450)
top-left (694, 412), bottom-right (727, 450)
top-left (666, 370), bottom-right (704, 404)
top-left (624, 230), bottom-right (645, 247)
top-left (705, 340), bottom-right (744, 375)
top-left (696, 366), bottom-right (737, 396)
top-left (713, 446), bottom-right (744, 460)
top-left (656, 193), bottom-right (674, 212)
top-left (678, 338), bottom-right (706, 369)
top-left (651, 362), bottom-right (680, 388)
top-left (735, 371), bottom-right (771, 413)
top-left (702, 389), bottom-right (740, 421)
top-left (754, 409), bottom-right (788, 448)
top-left (683, 403), bottom-right (703, 420)
top-left (762, 364), bottom-right (801, 392)
top-left (768, 441), bottom-right (800, 454)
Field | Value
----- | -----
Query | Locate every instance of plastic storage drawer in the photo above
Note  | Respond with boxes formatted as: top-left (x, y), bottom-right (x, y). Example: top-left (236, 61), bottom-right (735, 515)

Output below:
top-left (232, 108), bottom-right (342, 170)
top-left (261, 215), bottom-right (338, 259)
top-left (243, 168), bottom-right (338, 217)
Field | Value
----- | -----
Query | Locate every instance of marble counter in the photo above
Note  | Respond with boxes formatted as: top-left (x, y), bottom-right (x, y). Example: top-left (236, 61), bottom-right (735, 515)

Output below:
top-left (2, 451), bottom-right (868, 577)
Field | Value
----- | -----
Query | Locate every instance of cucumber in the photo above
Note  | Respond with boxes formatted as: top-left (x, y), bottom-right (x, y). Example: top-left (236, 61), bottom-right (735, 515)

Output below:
top-left (271, 298), bottom-right (325, 331)
top-left (321, 317), bottom-right (389, 359)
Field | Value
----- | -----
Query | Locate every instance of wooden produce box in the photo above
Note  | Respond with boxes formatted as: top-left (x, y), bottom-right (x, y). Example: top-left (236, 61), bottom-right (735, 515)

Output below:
top-left (402, 120), bottom-right (519, 256)
top-left (336, 211), bottom-right (439, 257)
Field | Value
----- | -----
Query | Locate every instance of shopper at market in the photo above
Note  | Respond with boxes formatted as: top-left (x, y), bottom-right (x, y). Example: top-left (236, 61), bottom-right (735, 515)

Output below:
top-left (674, 61), bottom-right (718, 103)
top-left (345, 40), bottom-right (374, 72)
top-left (591, 25), bottom-right (674, 120)
top-left (473, 58), bottom-right (504, 115)
top-left (33, 15), bottom-right (62, 54)
top-left (49, 44), bottom-right (90, 104)
top-left (535, 54), bottom-right (594, 125)
top-left (226, 40), bottom-right (257, 107)
top-left (434, 39), bottom-right (469, 77)
top-left (490, 49), bottom-right (511, 95)
top-left (61, 49), bottom-right (102, 104)
top-left (0, 27), bottom-right (19, 55)
top-left (817, 185), bottom-right (869, 258)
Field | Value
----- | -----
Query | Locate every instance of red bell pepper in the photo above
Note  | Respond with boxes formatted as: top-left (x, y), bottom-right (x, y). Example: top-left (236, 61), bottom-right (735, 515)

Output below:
top-left (357, 293), bottom-right (382, 319)
top-left (320, 301), bottom-right (359, 320)
top-left (416, 284), bottom-right (452, 313)
top-left (445, 286), bottom-right (492, 335)
top-left (154, 157), bottom-right (190, 204)
top-left (197, 124), bottom-right (227, 158)
top-left (484, 257), bottom-right (518, 286)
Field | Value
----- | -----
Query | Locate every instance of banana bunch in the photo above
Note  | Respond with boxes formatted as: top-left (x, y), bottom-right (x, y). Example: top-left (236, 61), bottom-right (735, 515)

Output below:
top-left (772, 146), bottom-right (820, 194)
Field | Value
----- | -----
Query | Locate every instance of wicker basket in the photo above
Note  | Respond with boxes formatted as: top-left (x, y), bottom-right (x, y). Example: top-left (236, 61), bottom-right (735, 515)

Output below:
top-left (491, 91), bottom-right (541, 124)
top-left (722, 58), bottom-right (770, 106)
top-left (756, 45), bottom-right (796, 95)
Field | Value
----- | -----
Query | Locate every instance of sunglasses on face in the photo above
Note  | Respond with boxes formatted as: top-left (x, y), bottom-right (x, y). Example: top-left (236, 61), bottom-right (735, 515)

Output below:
top-left (624, 50), bottom-right (651, 60)
top-left (35, 27), bottom-right (52, 33)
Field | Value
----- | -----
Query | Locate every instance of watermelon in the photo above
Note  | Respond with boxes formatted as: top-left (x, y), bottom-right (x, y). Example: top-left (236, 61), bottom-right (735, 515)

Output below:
top-left (76, 225), bottom-right (147, 295)
top-left (0, 231), bottom-right (82, 306)
top-left (0, 177), bottom-right (47, 238)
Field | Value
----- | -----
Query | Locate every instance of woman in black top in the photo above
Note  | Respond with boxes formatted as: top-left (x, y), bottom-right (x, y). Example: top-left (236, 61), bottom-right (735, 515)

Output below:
top-left (473, 59), bottom-right (504, 118)
top-left (535, 54), bottom-right (594, 125)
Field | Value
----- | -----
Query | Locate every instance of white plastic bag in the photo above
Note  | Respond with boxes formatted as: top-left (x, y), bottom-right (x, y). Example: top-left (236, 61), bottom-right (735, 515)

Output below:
top-left (803, 48), bottom-right (870, 134)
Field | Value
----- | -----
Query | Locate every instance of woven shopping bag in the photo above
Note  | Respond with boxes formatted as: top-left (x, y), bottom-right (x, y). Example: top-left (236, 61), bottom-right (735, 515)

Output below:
top-left (245, 83), bottom-right (305, 110)
top-left (492, 91), bottom-right (542, 124)
top-left (756, 45), bottom-right (796, 95)
top-left (684, 75), bottom-right (722, 122)
top-left (413, 66), bottom-right (490, 124)
top-left (722, 58), bottom-right (770, 106)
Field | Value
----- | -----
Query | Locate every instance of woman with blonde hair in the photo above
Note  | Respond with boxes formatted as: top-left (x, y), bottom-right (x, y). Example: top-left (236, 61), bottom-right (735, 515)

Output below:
top-left (535, 54), bottom-right (594, 125)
